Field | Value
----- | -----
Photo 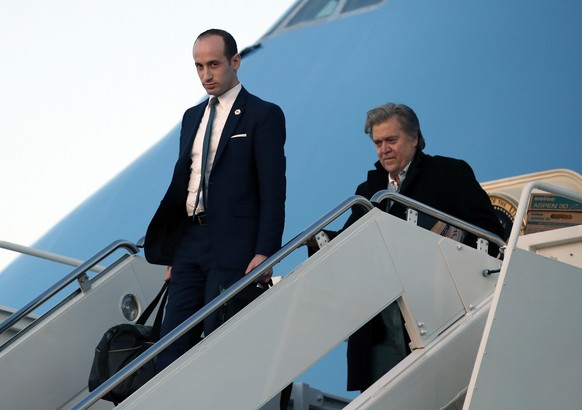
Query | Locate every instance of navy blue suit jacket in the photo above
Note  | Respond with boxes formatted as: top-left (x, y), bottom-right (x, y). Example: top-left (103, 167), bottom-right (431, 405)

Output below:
top-left (144, 87), bottom-right (286, 270)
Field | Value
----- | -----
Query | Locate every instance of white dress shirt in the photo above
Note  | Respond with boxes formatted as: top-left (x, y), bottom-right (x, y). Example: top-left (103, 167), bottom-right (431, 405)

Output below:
top-left (186, 83), bottom-right (242, 216)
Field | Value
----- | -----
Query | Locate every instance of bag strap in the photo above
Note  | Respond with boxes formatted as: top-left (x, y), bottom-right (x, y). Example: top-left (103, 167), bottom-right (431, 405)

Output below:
top-left (136, 282), bottom-right (168, 328)
top-left (150, 284), bottom-right (169, 338)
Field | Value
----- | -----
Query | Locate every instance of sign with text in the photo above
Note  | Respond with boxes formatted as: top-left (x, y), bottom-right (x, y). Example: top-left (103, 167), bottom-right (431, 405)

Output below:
top-left (525, 194), bottom-right (582, 234)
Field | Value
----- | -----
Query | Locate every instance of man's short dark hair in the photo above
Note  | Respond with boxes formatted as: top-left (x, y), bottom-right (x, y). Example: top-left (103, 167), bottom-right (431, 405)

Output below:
top-left (364, 103), bottom-right (426, 151)
top-left (197, 29), bottom-right (238, 61)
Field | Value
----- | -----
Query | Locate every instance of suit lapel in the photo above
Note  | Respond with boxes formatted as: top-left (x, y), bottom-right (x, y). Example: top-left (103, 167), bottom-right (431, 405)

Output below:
top-left (399, 151), bottom-right (425, 195)
top-left (182, 103), bottom-right (206, 158)
top-left (369, 162), bottom-right (388, 193)
top-left (171, 103), bottom-right (206, 188)
top-left (212, 87), bottom-right (249, 169)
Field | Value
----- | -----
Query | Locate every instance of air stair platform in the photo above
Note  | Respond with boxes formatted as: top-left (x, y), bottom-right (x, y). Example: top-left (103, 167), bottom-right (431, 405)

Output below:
top-left (1, 181), bottom-right (580, 409)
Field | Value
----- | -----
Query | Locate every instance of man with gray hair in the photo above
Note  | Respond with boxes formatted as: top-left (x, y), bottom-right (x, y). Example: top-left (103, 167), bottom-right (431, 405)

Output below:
top-left (344, 102), bottom-right (504, 392)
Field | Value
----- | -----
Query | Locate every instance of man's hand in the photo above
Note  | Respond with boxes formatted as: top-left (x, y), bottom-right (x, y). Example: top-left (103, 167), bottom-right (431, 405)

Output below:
top-left (164, 266), bottom-right (172, 282)
top-left (245, 254), bottom-right (272, 283)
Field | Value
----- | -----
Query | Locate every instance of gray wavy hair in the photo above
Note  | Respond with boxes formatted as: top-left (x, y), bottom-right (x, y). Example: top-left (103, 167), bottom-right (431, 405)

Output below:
top-left (364, 103), bottom-right (426, 151)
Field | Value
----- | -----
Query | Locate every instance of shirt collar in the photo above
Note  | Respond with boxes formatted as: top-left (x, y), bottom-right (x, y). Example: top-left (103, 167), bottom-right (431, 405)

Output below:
top-left (388, 160), bottom-right (412, 187)
top-left (212, 82), bottom-right (241, 111)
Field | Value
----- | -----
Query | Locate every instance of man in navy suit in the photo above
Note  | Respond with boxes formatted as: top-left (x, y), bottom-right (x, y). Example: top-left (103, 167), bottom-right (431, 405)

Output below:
top-left (144, 29), bottom-right (286, 372)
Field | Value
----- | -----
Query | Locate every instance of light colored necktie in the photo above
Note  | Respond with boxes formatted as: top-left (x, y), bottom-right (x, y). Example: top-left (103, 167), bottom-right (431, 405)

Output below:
top-left (386, 175), bottom-right (400, 211)
top-left (193, 97), bottom-right (218, 215)
top-left (389, 179), bottom-right (399, 192)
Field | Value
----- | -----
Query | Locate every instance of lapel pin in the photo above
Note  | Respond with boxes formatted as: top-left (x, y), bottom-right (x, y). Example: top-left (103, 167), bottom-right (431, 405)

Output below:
top-left (234, 109), bottom-right (241, 116)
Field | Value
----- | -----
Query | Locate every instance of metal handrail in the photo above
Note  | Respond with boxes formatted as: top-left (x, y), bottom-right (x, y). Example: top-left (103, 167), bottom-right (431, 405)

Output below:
top-left (0, 240), bottom-right (139, 336)
top-left (370, 190), bottom-right (506, 249)
top-left (0, 240), bottom-right (105, 273)
top-left (71, 195), bottom-right (374, 410)
top-left (505, 182), bottom-right (582, 254)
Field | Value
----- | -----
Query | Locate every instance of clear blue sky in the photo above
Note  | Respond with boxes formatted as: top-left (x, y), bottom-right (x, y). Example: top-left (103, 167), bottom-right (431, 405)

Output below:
top-left (0, 1), bottom-right (295, 270)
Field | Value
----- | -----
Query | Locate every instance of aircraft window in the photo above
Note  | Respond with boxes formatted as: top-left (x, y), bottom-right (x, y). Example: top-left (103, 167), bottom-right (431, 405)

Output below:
top-left (342, 0), bottom-right (383, 13)
top-left (261, 0), bottom-right (386, 39)
top-left (286, 0), bottom-right (340, 27)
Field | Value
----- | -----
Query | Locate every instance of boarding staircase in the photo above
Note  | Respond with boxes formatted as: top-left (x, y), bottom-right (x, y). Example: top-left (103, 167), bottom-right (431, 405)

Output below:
top-left (347, 182), bottom-right (582, 409)
top-left (0, 241), bottom-right (165, 410)
top-left (1, 182), bottom-right (580, 409)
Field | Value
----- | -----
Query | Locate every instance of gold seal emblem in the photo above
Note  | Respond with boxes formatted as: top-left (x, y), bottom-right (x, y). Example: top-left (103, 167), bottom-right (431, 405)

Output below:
top-left (489, 193), bottom-right (524, 239)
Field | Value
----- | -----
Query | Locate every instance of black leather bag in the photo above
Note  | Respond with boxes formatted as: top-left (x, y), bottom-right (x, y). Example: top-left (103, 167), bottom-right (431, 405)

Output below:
top-left (88, 282), bottom-right (168, 404)
top-left (218, 280), bottom-right (271, 326)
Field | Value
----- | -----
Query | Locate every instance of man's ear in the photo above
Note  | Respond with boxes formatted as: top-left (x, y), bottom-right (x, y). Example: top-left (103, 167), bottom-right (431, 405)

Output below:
top-left (231, 53), bottom-right (241, 69)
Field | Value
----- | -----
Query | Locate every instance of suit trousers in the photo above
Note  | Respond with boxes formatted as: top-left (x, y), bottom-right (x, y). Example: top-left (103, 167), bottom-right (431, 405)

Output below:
top-left (156, 222), bottom-right (243, 372)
